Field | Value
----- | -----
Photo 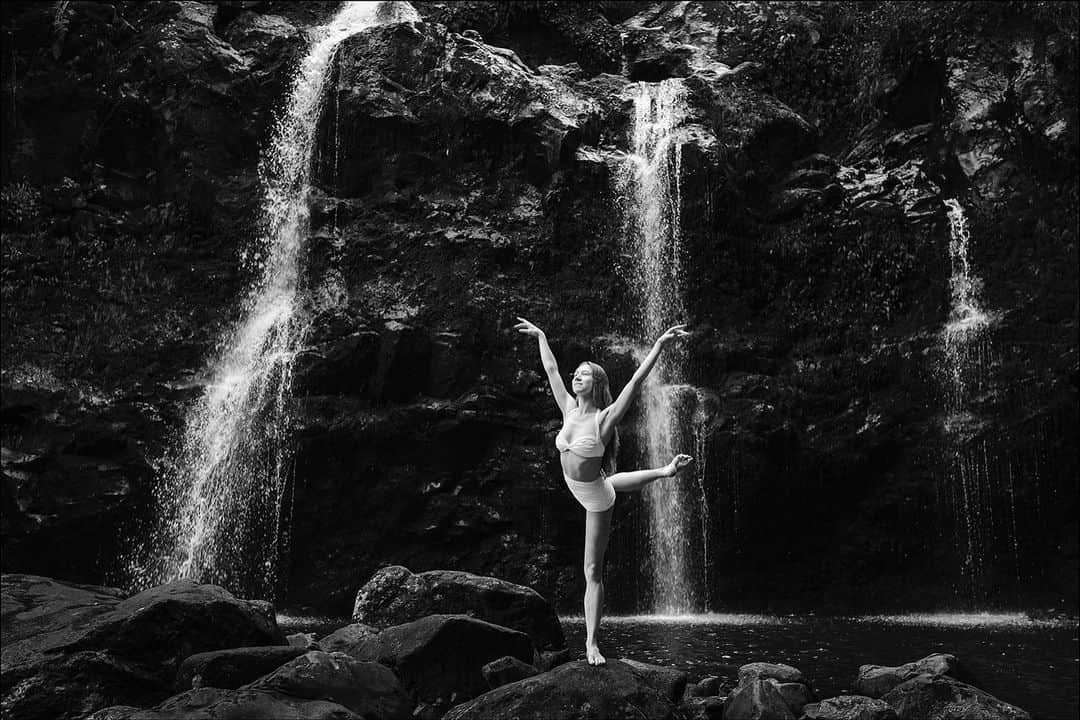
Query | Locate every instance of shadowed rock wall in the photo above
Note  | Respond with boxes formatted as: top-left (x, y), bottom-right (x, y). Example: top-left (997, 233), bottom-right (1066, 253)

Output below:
top-left (1, 1), bottom-right (1076, 615)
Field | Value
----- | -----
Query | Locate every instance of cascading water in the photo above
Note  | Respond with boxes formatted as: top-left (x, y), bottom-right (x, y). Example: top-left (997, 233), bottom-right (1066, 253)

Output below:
top-left (616, 80), bottom-right (700, 613)
top-left (943, 198), bottom-right (993, 410)
top-left (938, 198), bottom-right (1010, 601)
top-left (129, 1), bottom-right (419, 597)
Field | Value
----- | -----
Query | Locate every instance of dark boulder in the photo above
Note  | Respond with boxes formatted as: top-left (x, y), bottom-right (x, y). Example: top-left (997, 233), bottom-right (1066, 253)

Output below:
top-left (57, 580), bottom-right (284, 674)
top-left (318, 623), bottom-right (379, 655)
top-left (685, 675), bottom-right (721, 698)
top-left (775, 681), bottom-right (814, 715)
top-left (92, 651), bottom-right (412, 719)
top-left (286, 632), bottom-right (320, 650)
top-left (726, 662), bottom-right (813, 719)
top-left (535, 647), bottom-right (572, 672)
top-left (481, 655), bottom-right (538, 689)
top-left (738, 662), bottom-right (806, 686)
top-left (881, 675), bottom-right (1031, 720)
top-left (1, 575), bottom-right (284, 720)
top-left (444, 658), bottom-right (686, 720)
top-left (175, 646), bottom-right (308, 690)
top-left (725, 678), bottom-right (795, 720)
top-left (247, 650), bottom-right (412, 718)
top-left (855, 653), bottom-right (978, 698)
top-left (2, 650), bottom-right (170, 720)
top-left (90, 686), bottom-right (357, 720)
top-left (352, 565), bottom-right (565, 650)
top-left (682, 695), bottom-right (726, 720)
top-left (1, 575), bottom-right (125, 653)
top-left (620, 658), bottom-right (688, 704)
top-left (349, 613), bottom-right (535, 704)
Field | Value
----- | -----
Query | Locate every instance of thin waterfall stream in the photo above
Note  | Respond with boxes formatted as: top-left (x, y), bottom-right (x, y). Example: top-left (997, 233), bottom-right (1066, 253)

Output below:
top-left (129, 1), bottom-right (419, 597)
top-left (939, 198), bottom-right (1011, 601)
top-left (615, 79), bottom-right (700, 613)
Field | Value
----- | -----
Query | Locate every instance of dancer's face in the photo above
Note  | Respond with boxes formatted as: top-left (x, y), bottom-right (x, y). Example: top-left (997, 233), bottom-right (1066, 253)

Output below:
top-left (571, 363), bottom-right (595, 397)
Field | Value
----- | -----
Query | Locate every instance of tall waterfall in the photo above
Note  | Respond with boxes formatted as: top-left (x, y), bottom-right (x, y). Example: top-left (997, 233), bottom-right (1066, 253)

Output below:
top-left (616, 80), bottom-right (698, 613)
top-left (130, 1), bottom-right (418, 597)
top-left (939, 198), bottom-right (1004, 600)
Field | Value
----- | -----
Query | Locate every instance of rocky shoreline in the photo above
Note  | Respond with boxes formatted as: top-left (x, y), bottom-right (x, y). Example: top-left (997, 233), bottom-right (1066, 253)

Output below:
top-left (1, 569), bottom-right (1038, 720)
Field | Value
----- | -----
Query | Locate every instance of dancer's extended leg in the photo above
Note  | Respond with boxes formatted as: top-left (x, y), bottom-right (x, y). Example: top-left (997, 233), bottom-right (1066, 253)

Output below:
top-left (608, 454), bottom-right (693, 493)
top-left (583, 507), bottom-right (612, 665)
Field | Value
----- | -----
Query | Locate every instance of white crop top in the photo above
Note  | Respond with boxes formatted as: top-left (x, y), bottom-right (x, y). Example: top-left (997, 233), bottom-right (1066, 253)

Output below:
top-left (555, 405), bottom-right (607, 458)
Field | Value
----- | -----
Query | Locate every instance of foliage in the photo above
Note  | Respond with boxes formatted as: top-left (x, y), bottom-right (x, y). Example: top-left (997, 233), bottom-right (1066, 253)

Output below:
top-left (1, 181), bottom-right (41, 229)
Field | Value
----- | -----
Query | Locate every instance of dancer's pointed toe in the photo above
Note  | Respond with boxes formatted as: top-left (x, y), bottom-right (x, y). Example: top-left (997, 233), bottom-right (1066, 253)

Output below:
top-left (664, 454), bottom-right (695, 477)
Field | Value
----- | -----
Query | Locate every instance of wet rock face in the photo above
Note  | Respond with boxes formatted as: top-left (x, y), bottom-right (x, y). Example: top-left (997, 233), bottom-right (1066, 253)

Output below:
top-left (946, 34), bottom-right (1077, 201)
top-left (1, 1), bottom-right (1077, 617)
top-left (1, 387), bottom-right (165, 587)
top-left (414, 2), bottom-right (625, 75)
top-left (328, 20), bottom-right (602, 188)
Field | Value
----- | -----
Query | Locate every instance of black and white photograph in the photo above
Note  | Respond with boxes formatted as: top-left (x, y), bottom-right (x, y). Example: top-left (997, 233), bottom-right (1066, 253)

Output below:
top-left (1, 1), bottom-right (1077, 718)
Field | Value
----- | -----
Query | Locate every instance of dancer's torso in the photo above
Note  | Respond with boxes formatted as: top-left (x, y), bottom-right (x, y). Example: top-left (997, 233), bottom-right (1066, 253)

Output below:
top-left (556, 404), bottom-right (607, 482)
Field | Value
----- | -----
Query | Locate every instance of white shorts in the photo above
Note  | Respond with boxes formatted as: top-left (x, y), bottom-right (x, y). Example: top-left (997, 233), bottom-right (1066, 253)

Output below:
top-left (563, 472), bottom-right (615, 512)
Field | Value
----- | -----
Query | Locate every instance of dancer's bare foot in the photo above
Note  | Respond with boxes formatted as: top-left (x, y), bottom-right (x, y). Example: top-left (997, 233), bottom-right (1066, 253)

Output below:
top-left (586, 644), bottom-right (606, 665)
top-left (664, 454), bottom-right (694, 477)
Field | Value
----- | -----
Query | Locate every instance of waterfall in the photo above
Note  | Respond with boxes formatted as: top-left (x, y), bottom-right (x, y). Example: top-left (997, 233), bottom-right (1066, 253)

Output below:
top-left (939, 198), bottom-right (1009, 601)
top-left (943, 198), bottom-right (992, 412)
top-left (130, 1), bottom-right (419, 597)
top-left (616, 80), bottom-right (699, 613)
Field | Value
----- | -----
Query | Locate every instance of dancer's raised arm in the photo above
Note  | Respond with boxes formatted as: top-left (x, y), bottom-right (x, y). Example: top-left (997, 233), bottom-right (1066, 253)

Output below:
top-left (601, 324), bottom-right (689, 429)
top-left (515, 317), bottom-right (572, 412)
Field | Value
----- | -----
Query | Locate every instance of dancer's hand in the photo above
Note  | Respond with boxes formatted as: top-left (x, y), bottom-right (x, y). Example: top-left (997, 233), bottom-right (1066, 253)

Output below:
top-left (514, 317), bottom-right (545, 339)
top-left (655, 324), bottom-right (690, 348)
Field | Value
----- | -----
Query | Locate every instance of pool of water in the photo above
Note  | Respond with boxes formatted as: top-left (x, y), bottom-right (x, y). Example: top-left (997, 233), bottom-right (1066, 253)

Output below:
top-left (278, 612), bottom-right (1078, 720)
top-left (562, 614), bottom-right (1078, 720)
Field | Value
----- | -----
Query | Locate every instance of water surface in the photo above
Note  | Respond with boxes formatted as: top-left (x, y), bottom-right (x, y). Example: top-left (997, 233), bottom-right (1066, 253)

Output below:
top-left (562, 614), bottom-right (1078, 720)
top-left (278, 611), bottom-right (1078, 720)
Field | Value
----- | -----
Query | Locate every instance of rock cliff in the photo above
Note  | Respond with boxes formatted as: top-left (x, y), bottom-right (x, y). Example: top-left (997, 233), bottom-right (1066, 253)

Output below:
top-left (1, 1), bottom-right (1076, 614)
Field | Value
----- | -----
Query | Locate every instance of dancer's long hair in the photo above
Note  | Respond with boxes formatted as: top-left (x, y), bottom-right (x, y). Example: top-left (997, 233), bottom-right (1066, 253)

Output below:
top-left (586, 361), bottom-right (619, 475)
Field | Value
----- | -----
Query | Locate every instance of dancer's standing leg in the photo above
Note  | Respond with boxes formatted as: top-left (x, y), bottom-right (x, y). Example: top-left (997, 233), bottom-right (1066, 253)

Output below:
top-left (584, 506), bottom-right (612, 665)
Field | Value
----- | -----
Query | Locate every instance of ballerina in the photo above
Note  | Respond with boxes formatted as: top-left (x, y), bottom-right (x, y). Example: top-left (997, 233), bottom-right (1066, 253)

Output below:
top-left (515, 317), bottom-right (694, 665)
